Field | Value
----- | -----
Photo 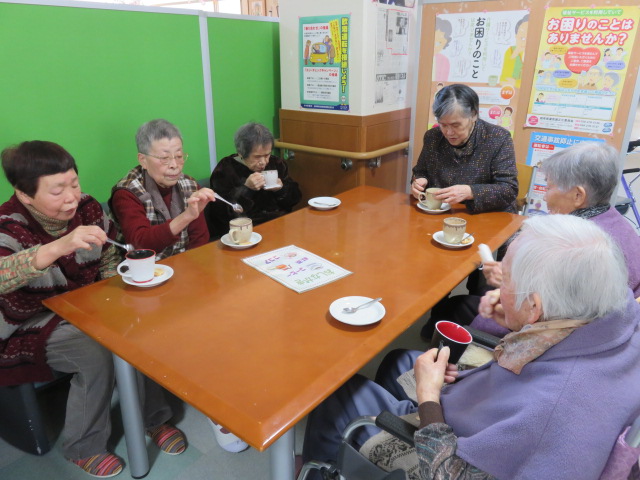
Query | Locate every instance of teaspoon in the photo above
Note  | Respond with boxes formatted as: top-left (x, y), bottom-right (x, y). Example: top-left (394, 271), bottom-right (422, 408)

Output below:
top-left (214, 193), bottom-right (243, 213)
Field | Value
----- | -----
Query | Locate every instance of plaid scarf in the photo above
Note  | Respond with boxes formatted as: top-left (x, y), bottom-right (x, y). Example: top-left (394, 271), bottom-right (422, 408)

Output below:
top-left (111, 165), bottom-right (198, 259)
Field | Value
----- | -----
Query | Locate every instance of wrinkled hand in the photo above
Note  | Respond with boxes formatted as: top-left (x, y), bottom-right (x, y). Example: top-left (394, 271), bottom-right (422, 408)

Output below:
top-left (479, 289), bottom-right (505, 323)
top-left (411, 178), bottom-right (428, 199)
top-left (185, 188), bottom-right (216, 218)
top-left (482, 261), bottom-right (503, 288)
top-left (245, 172), bottom-right (266, 191)
top-left (435, 185), bottom-right (473, 205)
top-left (414, 347), bottom-right (459, 404)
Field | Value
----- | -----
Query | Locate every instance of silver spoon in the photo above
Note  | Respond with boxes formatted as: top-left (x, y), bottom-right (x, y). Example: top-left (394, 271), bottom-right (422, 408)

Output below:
top-left (106, 238), bottom-right (134, 252)
top-left (214, 193), bottom-right (243, 213)
top-left (456, 232), bottom-right (475, 245)
top-left (342, 297), bottom-right (382, 314)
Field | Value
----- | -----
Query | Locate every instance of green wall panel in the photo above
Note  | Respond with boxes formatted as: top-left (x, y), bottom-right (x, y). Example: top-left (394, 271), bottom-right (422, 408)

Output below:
top-left (0, 3), bottom-right (209, 202)
top-left (208, 17), bottom-right (281, 160)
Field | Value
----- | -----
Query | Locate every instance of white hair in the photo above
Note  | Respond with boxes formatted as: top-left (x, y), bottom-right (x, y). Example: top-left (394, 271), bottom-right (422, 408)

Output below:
top-left (509, 215), bottom-right (628, 321)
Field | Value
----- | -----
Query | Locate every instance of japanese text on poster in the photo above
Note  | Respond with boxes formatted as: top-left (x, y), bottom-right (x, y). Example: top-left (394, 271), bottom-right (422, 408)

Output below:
top-left (243, 245), bottom-right (352, 293)
top-left (429, 11), bottom-right (529, 136)
top-left (375, 7), bottom-right (409, 107)
top-left (523, 132), bottom-right (604, 216)
top-left (526, 7), bottom-right (640, 134)
top-left (300, 15), bottom-right (350, 111)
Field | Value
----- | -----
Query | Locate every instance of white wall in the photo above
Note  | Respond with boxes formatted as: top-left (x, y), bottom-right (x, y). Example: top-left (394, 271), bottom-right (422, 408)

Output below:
top-left (279, 0), bottom-right (417, 116)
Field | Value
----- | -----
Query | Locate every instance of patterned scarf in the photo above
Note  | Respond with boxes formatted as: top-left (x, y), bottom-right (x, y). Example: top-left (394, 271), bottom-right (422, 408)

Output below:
top-left (571, 204), bottom-right (610, 219)
top-left (493, 319), bottom-right (588, 374)
top-left (111, 165), bottom-right (198, 259)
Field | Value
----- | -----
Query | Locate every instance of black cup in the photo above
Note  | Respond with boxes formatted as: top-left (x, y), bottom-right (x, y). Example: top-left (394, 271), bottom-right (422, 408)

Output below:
top-left (126, 249), bottom-right (155, 260)
top-left (429, 320), bottom-right (473, 364)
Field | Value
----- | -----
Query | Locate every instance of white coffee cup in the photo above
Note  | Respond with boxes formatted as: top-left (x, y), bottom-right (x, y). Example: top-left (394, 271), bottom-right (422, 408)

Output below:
top-left (229, 217), bottom-right (253, 244)
top-left (419, 187), bottom-right (443, 210)
top-left (262, 170), bottom-right (278, 188)
top-left (443, 217), bottom-right (467, 244)
top-left (117, 249), bottom-right (156, 283)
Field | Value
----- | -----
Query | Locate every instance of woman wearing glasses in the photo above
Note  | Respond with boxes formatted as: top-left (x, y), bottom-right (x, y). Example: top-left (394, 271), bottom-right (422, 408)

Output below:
top-left (410, 84), bottom-right (518, 214)
top-left (109, 119), bottom-right (215, 260)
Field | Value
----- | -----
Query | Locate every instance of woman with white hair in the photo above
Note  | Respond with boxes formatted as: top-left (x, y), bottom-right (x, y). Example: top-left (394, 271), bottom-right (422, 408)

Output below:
top-left (428, 141), bottom-right (640, 339)
top-left (302, 215), bottom-right (640, 480)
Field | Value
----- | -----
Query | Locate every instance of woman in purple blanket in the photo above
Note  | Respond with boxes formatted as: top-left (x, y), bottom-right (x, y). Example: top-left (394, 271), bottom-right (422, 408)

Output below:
top-left (303, 214), bottom-right (640, 479)
top-left (427, 141), bottom-right (640, 339)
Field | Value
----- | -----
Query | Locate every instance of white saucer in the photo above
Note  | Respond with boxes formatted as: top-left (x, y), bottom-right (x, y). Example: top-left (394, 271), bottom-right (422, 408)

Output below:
top-left (122, 265), bottom-right (174, 288)
top-left (433, 231), bottom-right (475, 249)
top-left (417, 202), bottom-right (451, 214)
top-left (308, 197), bottom-right (341, 210)
top-left (220, 232), bottom-right (262, 249)
top-left (329, 296), bottom-right (385, 326)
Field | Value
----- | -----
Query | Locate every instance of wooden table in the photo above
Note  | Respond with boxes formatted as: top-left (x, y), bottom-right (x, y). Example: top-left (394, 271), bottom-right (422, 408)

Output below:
top-left (44, 186), bottom-right (523, 479)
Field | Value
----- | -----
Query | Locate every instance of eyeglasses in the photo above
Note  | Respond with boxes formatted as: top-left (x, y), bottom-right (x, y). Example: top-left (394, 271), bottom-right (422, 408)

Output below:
top-left (145, 152), bottom-right (189, 165)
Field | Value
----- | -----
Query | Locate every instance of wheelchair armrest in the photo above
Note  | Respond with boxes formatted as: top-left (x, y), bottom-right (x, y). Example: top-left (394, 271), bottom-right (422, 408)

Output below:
top-left (465, 326), bottom-right (501, 349)
top-left (375, 411), bottom-right (417, 447)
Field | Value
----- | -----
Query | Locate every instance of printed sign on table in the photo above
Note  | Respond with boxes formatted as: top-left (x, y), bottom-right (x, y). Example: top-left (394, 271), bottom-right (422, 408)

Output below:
top-left (243, 245), bottom-right (352, 293)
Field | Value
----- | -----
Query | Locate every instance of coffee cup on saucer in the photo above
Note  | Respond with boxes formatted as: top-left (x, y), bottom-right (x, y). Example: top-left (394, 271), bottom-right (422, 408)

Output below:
top-left (443, 217), bottom-right (467, 243)
top-left (117, 249), bottom-right (156, 283)
top-left (229, 217), bottom-right (253, 244)
top-left (419, 188), bottom-right (442, 210)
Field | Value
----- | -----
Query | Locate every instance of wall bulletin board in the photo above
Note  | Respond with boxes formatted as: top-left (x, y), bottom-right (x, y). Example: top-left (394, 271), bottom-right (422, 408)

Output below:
top-left (413, 0), bottom-right (640, 170)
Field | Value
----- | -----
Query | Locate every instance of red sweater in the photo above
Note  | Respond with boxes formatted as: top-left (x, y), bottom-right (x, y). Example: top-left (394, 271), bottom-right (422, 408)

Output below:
top-left (111, 186), bottom-right (209, 253)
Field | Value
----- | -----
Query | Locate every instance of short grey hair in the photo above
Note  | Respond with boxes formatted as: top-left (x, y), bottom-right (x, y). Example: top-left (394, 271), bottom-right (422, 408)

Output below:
top-left (540, 142), bottom-right (619, 206)
top-left (234, 123), bottom-right (274, 159)
top-left (136, 119), bottom-right (182, 154)
top-left (509, 214), bottom-right (628, 322)
top-left (432, 84), bottom-right (479, 120)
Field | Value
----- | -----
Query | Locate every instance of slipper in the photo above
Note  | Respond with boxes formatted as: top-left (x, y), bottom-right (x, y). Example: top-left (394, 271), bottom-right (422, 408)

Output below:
top-left (146, 423), bottom-right (187, 455)
top-left (208, 418), bottom-right (249, 453)
top-left (69, 452), bottom-right (124, 478)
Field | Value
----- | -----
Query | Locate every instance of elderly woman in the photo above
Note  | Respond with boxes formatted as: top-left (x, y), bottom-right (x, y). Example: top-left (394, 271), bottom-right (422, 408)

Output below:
top-left (205, 122), bottom-right (301, 239)
top-left (411, 84), bottom-right (518, 214)
top-left (426, 142), bottom-right (640, 338)
top-left (109, 119), bottom-right (215, 259)
top-left (303, 215), bottom-right (640, 480)
top-left (0, 141), bottom-right (182, 477)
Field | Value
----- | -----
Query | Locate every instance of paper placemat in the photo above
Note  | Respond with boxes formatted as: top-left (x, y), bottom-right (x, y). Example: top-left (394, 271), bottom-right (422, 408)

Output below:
top-left (242, 245), bottom-right (352, 293)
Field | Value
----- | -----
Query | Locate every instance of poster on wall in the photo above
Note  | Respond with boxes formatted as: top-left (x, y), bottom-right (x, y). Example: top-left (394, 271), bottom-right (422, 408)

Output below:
top-left (525, 7), bottom-right (640, 135)
top-left (299, 15), bottom-right (350, 111)
top-left (523, 132), bottom-right (604, 216)
top-left (428, 10), bottom-right (529, 136)
top-left (374, 7), bottom-right (409, 107)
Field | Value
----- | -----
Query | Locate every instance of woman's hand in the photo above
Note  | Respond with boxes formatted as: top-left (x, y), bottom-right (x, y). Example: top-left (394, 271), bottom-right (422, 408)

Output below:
top-left (184, 188), bottom-right (216, 219)
top-left (414, 347), bottom-right (458, 404)
top-left (411, 178), bottom-right (428, 199)
top-left (245, 172), bottom-right (266, 191)
top-left (479, 289), bottom-right (505, 323)
top-left (435, 185), bottom-right (473, 205)
top-left (482, 261), bottom-right (503, 288)
top-left (34, 225), bottom-right (107, 270)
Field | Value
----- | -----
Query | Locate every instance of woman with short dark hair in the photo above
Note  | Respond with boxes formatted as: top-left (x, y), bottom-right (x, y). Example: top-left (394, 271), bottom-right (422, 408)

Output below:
top-left (0, 140), bottom-right (124, 477)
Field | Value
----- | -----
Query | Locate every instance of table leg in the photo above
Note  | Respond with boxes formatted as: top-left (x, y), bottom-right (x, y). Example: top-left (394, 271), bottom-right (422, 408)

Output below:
top-left (270, 428), bottom-right (295, 480)
top-left (113, 354), bottom-right (149, 479)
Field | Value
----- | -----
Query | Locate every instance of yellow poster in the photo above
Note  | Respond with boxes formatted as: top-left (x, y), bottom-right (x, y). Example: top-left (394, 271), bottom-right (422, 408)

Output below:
top-left (525, 6), bottom-right (640, 134)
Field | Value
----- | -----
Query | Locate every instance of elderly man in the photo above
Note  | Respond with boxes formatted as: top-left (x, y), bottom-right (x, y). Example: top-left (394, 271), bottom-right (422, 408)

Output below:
top-left (424, 142), bottom-right (640, 338)
top-left (303, 215), bottom-right (640, 480)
